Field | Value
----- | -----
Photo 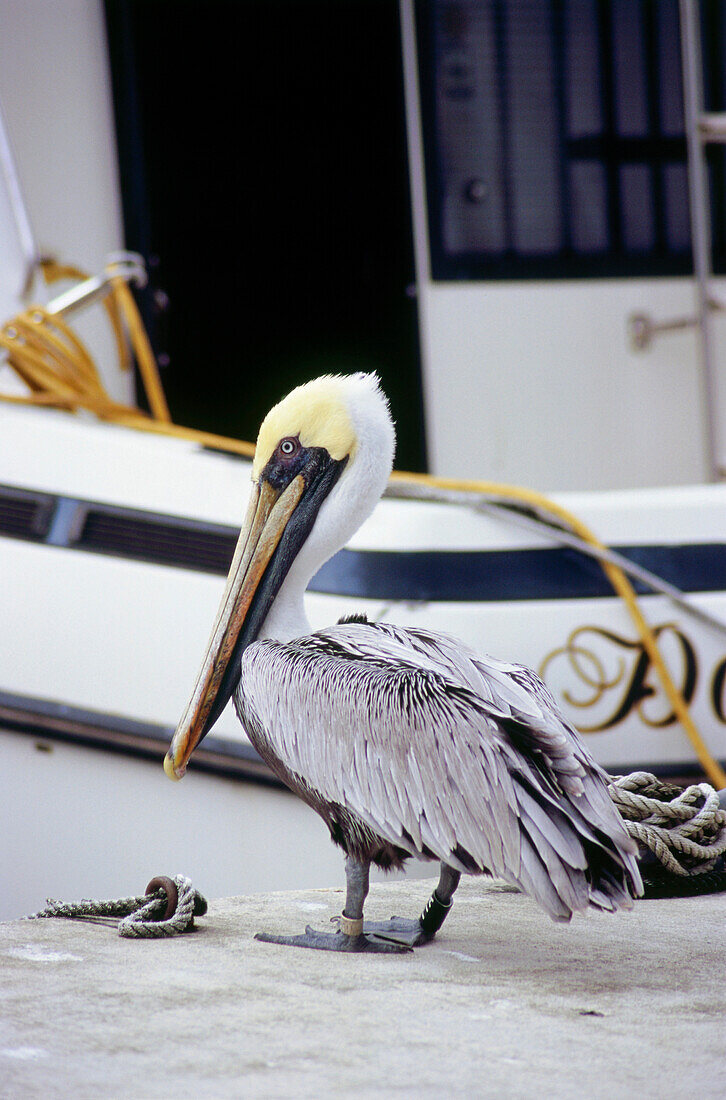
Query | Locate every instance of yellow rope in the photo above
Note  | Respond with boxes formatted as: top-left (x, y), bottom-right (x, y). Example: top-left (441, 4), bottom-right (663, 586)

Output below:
top-left (0, 276), bottom-right (723, 785)
top-left (107, 273), bottom-right (171, 423)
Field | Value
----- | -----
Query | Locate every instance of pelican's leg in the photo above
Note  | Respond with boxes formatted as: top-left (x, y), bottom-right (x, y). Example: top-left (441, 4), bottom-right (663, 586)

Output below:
top-left (255, 857), bottom-right (412, 953)
top-left (363, 863), bottom-right (461, 947)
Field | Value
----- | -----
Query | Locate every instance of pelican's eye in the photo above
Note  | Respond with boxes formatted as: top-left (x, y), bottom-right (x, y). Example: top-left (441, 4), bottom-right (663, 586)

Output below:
top-left (278, 436), bottom-right (299, 458)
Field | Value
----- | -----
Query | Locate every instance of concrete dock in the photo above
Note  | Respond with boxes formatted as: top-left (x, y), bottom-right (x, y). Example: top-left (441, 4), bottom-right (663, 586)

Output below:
top-left (1, 876), bottom-right (724, 1098)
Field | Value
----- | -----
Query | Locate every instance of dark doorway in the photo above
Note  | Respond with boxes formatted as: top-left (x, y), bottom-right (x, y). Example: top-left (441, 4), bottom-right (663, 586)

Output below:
top-left (104, 0), bottom-right (425, 471)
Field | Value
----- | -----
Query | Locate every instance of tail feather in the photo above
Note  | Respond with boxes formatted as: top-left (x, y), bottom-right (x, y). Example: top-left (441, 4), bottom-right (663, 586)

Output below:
top-left (511, 769), bottom-right (642, 920)
top-left (519, 819), bottom-right (590, 914)
top-left (515, 833), bottom-right (574, 922)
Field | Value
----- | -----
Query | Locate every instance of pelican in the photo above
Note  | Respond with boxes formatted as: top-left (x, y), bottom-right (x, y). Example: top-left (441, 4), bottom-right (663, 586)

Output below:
top-left (165, 373), bottom-right (642, 953)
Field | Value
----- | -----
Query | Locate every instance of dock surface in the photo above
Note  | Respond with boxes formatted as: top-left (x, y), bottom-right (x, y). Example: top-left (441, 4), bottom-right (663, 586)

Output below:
top-left (1, 876), bottom-right (724, 1098)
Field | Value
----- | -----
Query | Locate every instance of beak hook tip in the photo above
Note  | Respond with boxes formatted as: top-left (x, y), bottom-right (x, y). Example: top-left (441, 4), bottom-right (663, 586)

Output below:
top-left (163, 752), bottom-right (185, 782)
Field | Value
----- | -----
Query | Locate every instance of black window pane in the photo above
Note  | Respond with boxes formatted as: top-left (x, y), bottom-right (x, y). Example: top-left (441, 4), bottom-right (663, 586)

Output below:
top-left (563, 0), bottom-right (602, 138)
top-left (663, 162), bottom-right (691, 252)
top-left (419, 0), bottom-right (726, 280)
top-left (657, 0), bottom-right (684, 135)
top-left (505, 1), bottom-right (562, 255)
top-left (568, 160), bottom-right (609, 253)
top-left (611, 0), bottom-right (649, 138)
top-left (620, 164), bottom-right (655, 252)
top-left (436, 1), bottom-right (508, 257)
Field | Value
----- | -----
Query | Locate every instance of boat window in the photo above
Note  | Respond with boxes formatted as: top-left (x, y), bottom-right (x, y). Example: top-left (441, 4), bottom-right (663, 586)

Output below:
top-left (417, 0), bottom-right (726, 280)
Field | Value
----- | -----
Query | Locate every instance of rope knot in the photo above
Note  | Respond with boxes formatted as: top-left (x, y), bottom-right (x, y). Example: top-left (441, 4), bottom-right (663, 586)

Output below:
top-left (26, 874), bottom-right (207, 938)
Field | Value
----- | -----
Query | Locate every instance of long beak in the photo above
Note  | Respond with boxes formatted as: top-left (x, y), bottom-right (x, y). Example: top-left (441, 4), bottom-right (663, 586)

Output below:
top-left (164, 475), bottom-right (304, 780)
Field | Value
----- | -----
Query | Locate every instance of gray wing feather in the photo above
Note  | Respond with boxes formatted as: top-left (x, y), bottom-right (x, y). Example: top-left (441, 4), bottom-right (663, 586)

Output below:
top-left (239, 621), bottom-right (642, 919)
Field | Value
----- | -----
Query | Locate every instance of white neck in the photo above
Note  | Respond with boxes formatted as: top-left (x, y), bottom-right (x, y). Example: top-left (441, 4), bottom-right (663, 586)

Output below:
top-left (258, 381), bottom-right (395, 643)
top-left (258, 571), bottom-right (310, 642)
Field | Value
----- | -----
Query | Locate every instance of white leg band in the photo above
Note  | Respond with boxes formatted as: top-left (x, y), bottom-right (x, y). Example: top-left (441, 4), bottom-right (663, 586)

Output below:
top-left (339, 913), bottom-right (363, 937)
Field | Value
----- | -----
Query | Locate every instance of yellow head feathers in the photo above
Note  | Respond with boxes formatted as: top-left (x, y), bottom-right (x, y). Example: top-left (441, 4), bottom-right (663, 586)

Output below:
top-left (253, 374), bottom-right (369, 479)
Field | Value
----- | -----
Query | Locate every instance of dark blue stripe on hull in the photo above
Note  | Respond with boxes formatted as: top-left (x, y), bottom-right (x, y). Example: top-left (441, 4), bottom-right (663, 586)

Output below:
top-left (1, 484), bottom-right (724, 603)
top-left (310, 544), bottom-right (726, 602)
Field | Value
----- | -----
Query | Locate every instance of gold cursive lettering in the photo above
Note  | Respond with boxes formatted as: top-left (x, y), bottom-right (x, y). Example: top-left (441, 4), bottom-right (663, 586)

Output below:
top-left (539, 623), bottom-right (697, 732)
top-left (712, 658), bottom-right (726, 724)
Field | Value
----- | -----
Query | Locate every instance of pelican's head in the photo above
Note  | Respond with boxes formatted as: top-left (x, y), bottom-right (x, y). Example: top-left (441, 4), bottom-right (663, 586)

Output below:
top-left (164, 373), bottom-right (395, 780)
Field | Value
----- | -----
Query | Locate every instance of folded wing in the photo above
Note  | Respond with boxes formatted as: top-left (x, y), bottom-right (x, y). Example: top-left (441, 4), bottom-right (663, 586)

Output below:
top-left (238, 621), bottom-right (642, 920)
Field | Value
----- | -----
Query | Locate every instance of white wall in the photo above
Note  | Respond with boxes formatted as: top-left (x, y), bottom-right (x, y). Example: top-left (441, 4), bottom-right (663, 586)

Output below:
top-left (0, 0), bottom-right (130, 401)
top-left (418, 277), bottom-right (717, 492)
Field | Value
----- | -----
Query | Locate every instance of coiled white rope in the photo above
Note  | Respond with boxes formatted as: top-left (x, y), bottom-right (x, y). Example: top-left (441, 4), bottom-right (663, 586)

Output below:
top-left (608, 772), bottom-right (726, 877)
top-left (26, 874), bottom-right (207, 938)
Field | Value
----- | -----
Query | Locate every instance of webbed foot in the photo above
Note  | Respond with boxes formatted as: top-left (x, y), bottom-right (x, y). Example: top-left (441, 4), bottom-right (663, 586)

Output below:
top-left (362, 916), bottom-right (433, 948)
top-left (255, 925), bottom-right (412, 953)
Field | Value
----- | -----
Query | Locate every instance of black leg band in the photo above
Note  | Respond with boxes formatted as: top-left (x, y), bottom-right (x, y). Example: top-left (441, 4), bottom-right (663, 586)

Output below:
top-left (419, 890), bottom-right (453, 936)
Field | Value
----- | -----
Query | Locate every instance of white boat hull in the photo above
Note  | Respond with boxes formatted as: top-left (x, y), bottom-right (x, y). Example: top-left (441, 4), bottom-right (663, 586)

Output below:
top-left (2, 403), bottom-right (725, 919)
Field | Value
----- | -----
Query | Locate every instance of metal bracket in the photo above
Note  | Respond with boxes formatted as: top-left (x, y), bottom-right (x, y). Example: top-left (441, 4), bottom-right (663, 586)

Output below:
top-left (44, 251), bottom-right (147, 318)
top-left (628, 298), bottom-right (726, 351)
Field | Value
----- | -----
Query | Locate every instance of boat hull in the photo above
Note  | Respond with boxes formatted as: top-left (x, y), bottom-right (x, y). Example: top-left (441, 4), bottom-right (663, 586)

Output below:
top-left (2, 404), bottom-right (725, 919)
